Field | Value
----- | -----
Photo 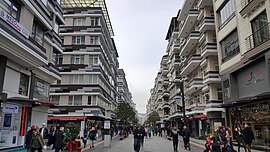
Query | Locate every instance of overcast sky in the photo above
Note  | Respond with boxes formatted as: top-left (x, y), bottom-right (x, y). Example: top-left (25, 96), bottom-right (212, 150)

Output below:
top-left (106, 1), bottom-right (183, 113)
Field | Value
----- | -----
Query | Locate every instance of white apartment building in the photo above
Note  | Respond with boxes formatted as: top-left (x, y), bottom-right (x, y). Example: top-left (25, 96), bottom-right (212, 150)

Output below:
top-left (0, 0), bottom-right (64, 150)
top-left (49, 0), bottom-right (118, 135)
top-left (213, 0), bottom-right (270, 149)
top-left (117, 69), bottom-right (135, 109)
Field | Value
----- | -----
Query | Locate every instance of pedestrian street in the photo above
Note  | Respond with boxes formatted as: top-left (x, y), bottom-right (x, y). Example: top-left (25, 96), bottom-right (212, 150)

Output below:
top-left (82, 135), bottom-right (205, 152)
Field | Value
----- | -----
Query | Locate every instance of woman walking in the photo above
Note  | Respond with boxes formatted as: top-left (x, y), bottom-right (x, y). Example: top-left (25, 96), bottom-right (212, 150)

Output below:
top-left (171, 127), bottom-right (180, 152)
top-left (30, 128), bottom-right (45, 152)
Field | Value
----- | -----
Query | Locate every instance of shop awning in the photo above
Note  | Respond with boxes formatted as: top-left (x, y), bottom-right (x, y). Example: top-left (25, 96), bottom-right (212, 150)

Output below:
top-left (6, 97), bottom-right (54, 106)
top-left (194, 114), bottom-right (207, 119)
top-left (48, 116), bottom-right (86, 121)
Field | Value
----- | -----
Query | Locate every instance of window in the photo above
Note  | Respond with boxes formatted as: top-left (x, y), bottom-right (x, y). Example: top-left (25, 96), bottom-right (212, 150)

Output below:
top-left (218, 0), bottom-right (235, 28)
top-left (52, 52), bottom-right (57, 64)
top-left (18, 73), bottom-right (29, 96)
top-left (90, 17), bottom-right (99, 26)
top-left (68, 96), bottom-right (82, 105)
top-left (89, 75), bottom-right (98, 84)
top-left (33, 77), bottom-right (50, 100)
top-left (0, 0), bottom-right (21, 20)
top-left (251, 11), bottom-right (269, 47)
top-left (221, 30), bottom-right (239, 63)
top-left (69, 75), bottom-right (84, 84)
top-left (88, 96), bottom-right (92, 105)
top-left (90, 36), bottom-right (99, 45)
top-left (53, 22), bottom-right (59, 33)
top-left (72, 36), bottom-right (85, 45)
top-left (89, 55), bottom-right (99, 65)
top-left (32, 21), bottom-right (45, 46)
top-left (203, 92), bottom-right (209, 103)
top-left (73, 18), bottom-right (86, 26)
top-left (51, 96), bottom-right (59, 105)
top-left (71, 55), bottom-right (84, 64)
top-left (56, 54), bottom-right (63, 65)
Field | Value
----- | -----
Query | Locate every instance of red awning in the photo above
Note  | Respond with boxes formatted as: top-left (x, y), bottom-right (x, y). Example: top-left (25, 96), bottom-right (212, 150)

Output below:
top-left (187, 117), bottom-right (193, 120)
top-left (48, 116), bottom-right (86, 121)
top-left (193, 114), bottom-right (207, 119)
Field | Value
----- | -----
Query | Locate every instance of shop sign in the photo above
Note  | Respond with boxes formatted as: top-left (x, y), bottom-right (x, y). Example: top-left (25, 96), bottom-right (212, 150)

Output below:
top-left (104, 120), bottom-right (110, 129)
top-left (0, 8), bottom-right (29, 38)
top-left (3, 103), bottom-right (18, 113)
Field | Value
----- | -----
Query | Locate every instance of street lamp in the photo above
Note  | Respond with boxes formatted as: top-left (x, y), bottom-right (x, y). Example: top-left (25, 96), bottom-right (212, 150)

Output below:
top-left (170, 78), bottom-right (186, 126)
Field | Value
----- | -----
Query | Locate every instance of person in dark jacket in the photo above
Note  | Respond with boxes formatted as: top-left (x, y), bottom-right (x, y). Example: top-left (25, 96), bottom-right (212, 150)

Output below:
top-left (234, 126), bottom-right (246, 152)
top-left (182, 126), bottom-right (191, 150)
top-left (26, 125), bottom-right (36, 150)
top-left (39, 123), bottom-right (49, 140)
top-left (54, 126), bottom-right (64, 152)
top-left (140, 126), bottom-right (146, 147)
top-left (242, 123), bottom-right (254, 152)
top-left (89, 127), bottom-right (96, 148)
top-left (133, 125), bottom-right (143, 152)
top-left (171, 127), bottom-right (180, 152)
top-left (224, 136), bottom-right (235, 152)
top-left (30, 128), bottom-right (45, 152)
top-left (210, 137), bottom-right (221, 152)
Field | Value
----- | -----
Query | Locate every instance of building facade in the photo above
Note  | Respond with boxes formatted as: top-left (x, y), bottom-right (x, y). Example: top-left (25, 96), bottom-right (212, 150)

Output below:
top-left (117, 69), bottom-right (135, 109)
top-left (0, 0), bottom-right (64, 150)
top-left (213, 0), bottom-right (270, 149)
top-left (49, 0), bottom-right (119, 136)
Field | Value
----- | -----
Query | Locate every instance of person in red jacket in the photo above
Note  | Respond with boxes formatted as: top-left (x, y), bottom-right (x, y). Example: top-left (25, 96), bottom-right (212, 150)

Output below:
top-left (65, 137), bottom-right (79, 152)
top-left (205, 134), bottom-right (212, 152)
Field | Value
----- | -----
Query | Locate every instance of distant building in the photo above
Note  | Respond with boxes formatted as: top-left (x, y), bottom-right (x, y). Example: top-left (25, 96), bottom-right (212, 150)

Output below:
top-left (137, 113), bottom-right (146, 125)
top-left (49, 0), bottom-right (119, 136)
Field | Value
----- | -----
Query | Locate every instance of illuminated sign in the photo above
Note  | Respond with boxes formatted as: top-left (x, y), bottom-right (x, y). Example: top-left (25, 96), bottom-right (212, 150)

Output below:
top-left (0, 8), bottom-right (29, 38)
top-left (20, 106), bottom-right (26, 136)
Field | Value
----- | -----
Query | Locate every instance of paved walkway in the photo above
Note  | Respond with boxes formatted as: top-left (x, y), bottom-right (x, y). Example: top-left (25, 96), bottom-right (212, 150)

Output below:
top-left (85, 135), bottom-right (204, 152)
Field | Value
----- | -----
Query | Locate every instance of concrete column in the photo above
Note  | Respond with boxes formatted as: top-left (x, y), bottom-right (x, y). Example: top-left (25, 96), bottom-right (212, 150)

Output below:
top-left (0, 55), bottom-right (7, 93)
top-left (104, 110), bottom-right (111, 147)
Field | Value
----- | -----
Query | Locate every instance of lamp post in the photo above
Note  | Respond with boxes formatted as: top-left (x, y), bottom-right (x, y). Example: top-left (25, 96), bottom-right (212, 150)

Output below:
top-left (178, 80), bottom-right (186, 126)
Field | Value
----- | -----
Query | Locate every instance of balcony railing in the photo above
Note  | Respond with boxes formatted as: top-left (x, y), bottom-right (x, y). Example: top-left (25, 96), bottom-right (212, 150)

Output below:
top-left (245, 22), bottom-right (270, 51)
top-left (240, 0), bottom-right (254, 9)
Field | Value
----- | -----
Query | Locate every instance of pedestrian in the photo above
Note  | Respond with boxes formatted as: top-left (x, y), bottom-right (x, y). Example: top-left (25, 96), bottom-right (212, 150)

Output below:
top-left (210, 137), bottom-right (221, 152)
top-left (26, 125), bottom-right (36, 151)
top-left (110, 126), bottom-right (114, 140)
top-left (224, 136), bottom-right (236, 152)
top-left (140, 126), bottom-right (146, 147)
top-left (234, 126), bottom-right (246, 152)
top-left (83, 128), bottom-right (88, 148)
top-left (39, 123), bottom-right (49, 146)
top-left (171, 127), bottom-right (180, 152)
top-left (30, 128), bottom-right (45, 152)
top-left (242, 123), bottom-right (255, 152)
top-left (89, 127), bottom-right (96, 148)
top-left (181, 126), bottom-right (190, 150)
top-left (65, 137), bottom-right (79, 152)
top-left (133, 125), bottom-right (143, 152)
top-left (46, 125), bottom-right (55, 149)
top-left (54, 126), bottom-right (64, 152)
top-left (204, 134), bottom-right (211, 152)
top-left (147, 127), bottom-right (151, 138)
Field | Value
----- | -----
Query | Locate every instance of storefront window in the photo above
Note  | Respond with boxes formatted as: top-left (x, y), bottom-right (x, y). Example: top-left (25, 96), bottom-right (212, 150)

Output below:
top-left (0, 103), bottom-right (22, 149)
top-left (230, 101), bottom-right (270, 148)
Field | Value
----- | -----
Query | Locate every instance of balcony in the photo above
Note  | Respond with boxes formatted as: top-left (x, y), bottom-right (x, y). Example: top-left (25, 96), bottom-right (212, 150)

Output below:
top-left (173, 56), bottom-right (181, 69)
top-left (200, 57), bottom-right (207, 67)
top-left (198, 0), bottom-right (213, 8)
top-left (162, 91), bottom-right (170, 98)
top-left (178, 0), bottom-right (197, 21)
top-left (179, 10), bottom-right (199, 38)
top-left (201, 43), bottom-right (218, 58)
top-left (163, 79), bottom-right (169, 87)
top-left (172, 40), bottom-right (181, 53)
top-left (181, 55), bottom-right (202, 76)
top-left (198, 17), bottom-right (215, 33)
top-left (244, 22), bottom-right (270, 60)
top-left (185, 78), bottom-right (203, 95)
top-left (162, 66), bottom-right (169, 76)
top-left (203, 71), bottom-right (221, 84)
top-left (240, 0), bottom-right (263, 17)
top-left (180, 31), bottom-right (200, 56)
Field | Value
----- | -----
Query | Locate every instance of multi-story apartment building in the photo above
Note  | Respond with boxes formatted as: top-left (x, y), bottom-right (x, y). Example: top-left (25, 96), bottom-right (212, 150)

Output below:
top-left (49, 0), bottom-right (118, 135)
top-left (0, 0), bottom-right (64, 150)
top-left (213, 0), bottom-right (270, 149)
top-left (117, 69), bottom-right (135, 109)
top-left (175, 0), bottom-right (224, 138)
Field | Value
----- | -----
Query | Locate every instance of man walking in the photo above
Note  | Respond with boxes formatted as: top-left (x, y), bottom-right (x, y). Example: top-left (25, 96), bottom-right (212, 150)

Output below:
top-left (54, 126), bottom-right (64, 152)
top-left (171, 127), bottom-right (180, 152)
top-left (182, 126), bottom-right (191, 150)
top-left (39, 123), bottom-right (49, 141)
top-left (133, 125), bottom-right (143, 152)
top-left (242, 123), bottom-right (254, 152)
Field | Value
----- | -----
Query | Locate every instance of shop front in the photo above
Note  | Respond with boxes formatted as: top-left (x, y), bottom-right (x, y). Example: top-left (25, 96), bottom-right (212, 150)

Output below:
top-left (228, 100), bottom-right (270, 149)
